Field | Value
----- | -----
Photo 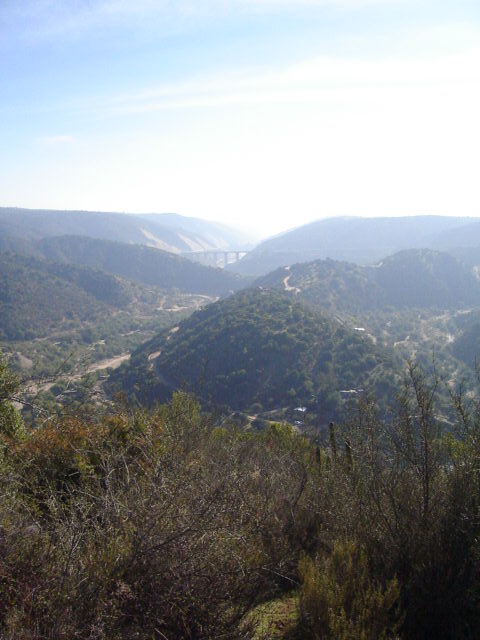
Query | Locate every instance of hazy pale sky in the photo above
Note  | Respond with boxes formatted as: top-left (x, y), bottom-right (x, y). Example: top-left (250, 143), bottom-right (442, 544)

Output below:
top-left (1, 0), bottom-right (479, 235)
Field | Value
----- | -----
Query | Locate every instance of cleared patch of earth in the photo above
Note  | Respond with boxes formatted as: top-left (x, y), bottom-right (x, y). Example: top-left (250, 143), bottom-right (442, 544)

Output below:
top-left (85, 354), bottom-right (130, 373)
top-left (283, 272), bottom-right (301, 294)
top-left (15, 352), bottom-right (33, 370)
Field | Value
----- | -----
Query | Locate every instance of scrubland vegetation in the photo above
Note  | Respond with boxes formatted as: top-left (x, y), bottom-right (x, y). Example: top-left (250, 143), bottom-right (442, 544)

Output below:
top-left (2, 351), bottom-right (480, 639)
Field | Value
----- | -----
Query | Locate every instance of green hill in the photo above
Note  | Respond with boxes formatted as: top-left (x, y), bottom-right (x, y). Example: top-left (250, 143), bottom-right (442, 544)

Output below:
top-left (110, 288), bottom-right (395, 416)
top-left (35, 235), bottom-right (246, 296)
top-left (374, 250), bottom-right (480, 308)
top-left (0, 252), bottom-right (155, 341)
top-left (256, 249), bottom-right (480, 313)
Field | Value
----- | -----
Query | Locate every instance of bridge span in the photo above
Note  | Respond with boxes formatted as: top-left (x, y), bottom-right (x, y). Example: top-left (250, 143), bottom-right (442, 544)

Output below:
top-left (181, 249), bottom-right (249, 268)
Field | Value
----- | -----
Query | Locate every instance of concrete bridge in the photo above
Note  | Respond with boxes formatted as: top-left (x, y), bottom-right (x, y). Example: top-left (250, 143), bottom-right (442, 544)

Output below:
top-left (182, 249), bottom-right (249, 268)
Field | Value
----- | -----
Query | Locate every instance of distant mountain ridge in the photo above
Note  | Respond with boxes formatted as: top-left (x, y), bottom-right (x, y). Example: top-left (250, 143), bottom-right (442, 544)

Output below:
top-left (230, 216), bottom-right (480, 275)
top-left (0, 207), bottom-right (254, 255)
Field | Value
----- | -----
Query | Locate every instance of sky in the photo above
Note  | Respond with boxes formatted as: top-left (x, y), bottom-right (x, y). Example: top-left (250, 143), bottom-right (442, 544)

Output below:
top-left (1, 0), bottom-right (479, 237)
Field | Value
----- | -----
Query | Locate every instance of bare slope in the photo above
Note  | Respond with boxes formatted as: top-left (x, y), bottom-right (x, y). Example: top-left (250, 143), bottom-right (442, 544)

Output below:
top-left (0, 207), bottom-right (252, 254)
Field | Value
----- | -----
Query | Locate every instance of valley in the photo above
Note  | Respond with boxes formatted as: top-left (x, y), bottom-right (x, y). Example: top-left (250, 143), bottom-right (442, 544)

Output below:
top-left (3, 211), bottom-right (480, 430)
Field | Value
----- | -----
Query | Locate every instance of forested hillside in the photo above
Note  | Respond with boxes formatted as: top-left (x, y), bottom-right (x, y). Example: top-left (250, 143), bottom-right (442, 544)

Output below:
top-left (111, 288), bottom-right (396, 416)
top-left (36, 235), bottom-right (246, 295)
top-left (0, 252), bottom-right (139, 340)
top-left (0, 251), bottom-right (230, 408)
top-left (256, 249), bottom-right (480, 313)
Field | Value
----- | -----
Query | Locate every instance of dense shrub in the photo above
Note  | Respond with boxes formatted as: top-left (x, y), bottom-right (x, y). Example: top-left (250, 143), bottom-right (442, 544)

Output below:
top-left (1, 357), bottom-right (480, 638)
top-left (0, 393), bottom-right (316, 639)
top-left (298, 540), bottom-right (401, 639)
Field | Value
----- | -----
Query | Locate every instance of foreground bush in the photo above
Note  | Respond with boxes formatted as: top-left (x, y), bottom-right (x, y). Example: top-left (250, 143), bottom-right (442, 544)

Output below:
top-left (0, 393), bottom-right (315, 639)
top-left (1, 358), bottom-right (480, 638)
top-left (298, 540), bottom-right (401, 639)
